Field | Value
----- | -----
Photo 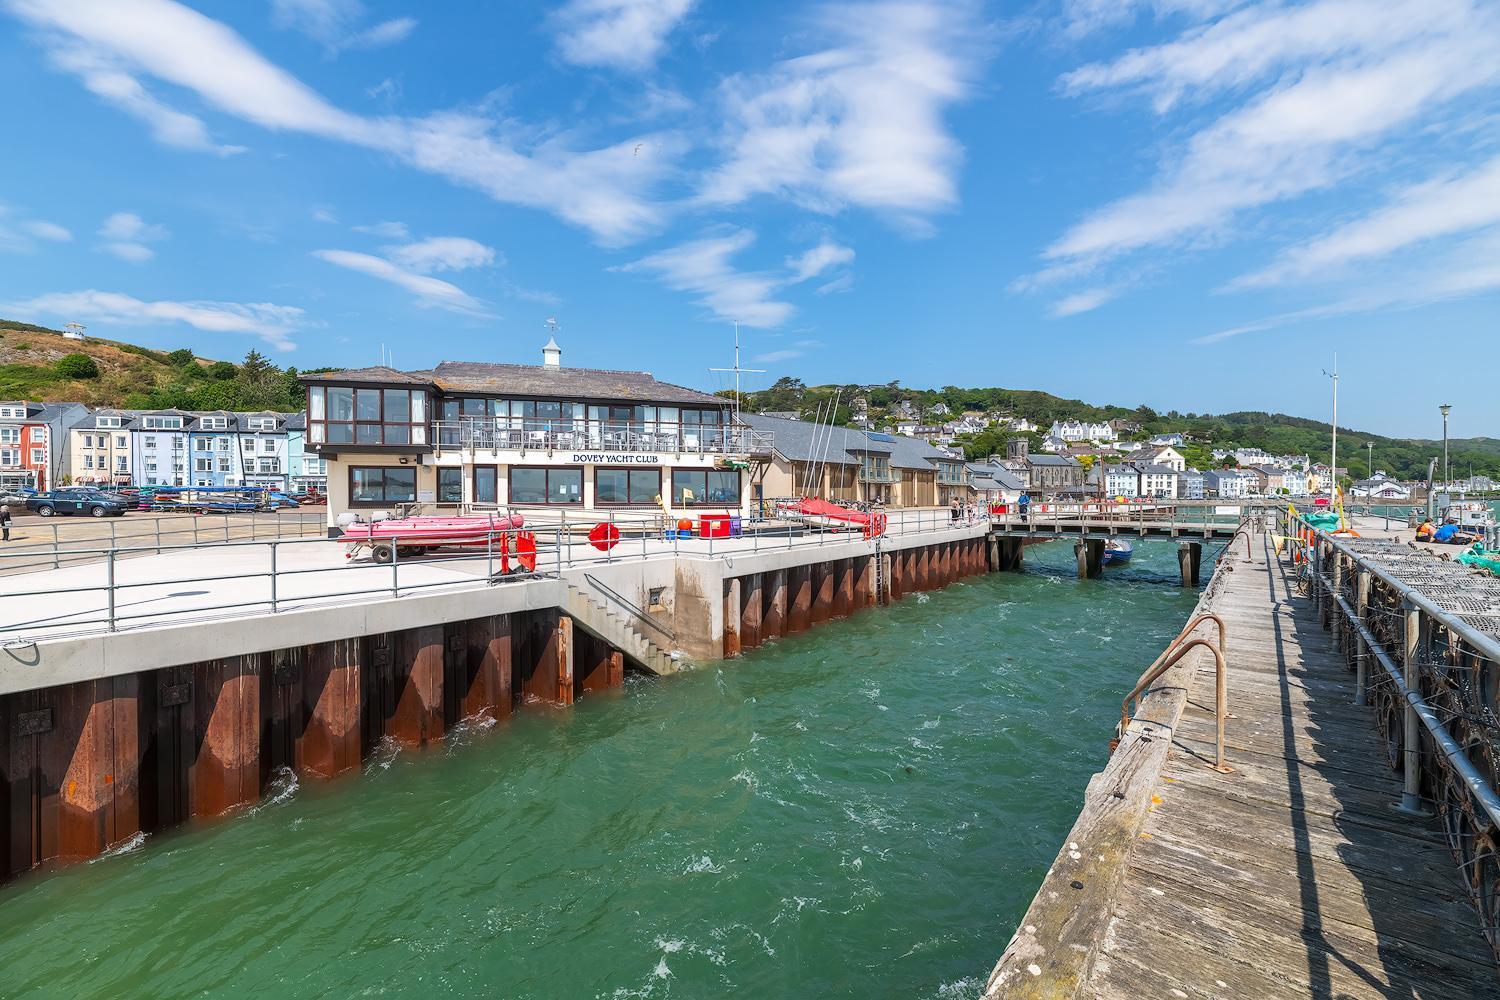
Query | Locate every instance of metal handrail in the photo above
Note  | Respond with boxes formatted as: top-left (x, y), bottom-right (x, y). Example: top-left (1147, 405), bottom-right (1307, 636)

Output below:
top-left (582, 572), bottom-right (675, 641)
top-left (1120, 636), bottom-right (1231, 772)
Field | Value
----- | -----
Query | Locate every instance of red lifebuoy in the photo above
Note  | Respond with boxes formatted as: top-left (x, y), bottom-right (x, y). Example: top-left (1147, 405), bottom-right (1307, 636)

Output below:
top-left (589, 522), bottom-right (621, 551)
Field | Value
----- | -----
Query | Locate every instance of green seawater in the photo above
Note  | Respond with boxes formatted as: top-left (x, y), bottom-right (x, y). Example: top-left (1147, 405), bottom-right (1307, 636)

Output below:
top-left (0, 540), bottom-right (1206, 999)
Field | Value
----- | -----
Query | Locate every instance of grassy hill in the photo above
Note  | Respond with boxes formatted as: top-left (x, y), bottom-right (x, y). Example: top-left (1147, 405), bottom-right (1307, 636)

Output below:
top-left (0, 318), bottom-right (306, 412)
top-left (728, 377), bottom-right (1498, 482)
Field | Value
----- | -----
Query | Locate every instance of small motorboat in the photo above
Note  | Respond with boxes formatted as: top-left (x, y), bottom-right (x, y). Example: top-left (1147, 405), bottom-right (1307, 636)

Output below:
top-left (1102, 538), bottom-right (1133, 566)
top-left (783, 497), bottom-right (888, 538)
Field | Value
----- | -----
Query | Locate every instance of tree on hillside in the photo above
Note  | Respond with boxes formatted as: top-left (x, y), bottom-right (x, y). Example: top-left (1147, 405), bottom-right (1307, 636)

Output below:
top-left (55, 353), bottom-right (99, 379)
top-left (168, 348), bottom-right (195, 367)
top-left (208, 361), bottom-right (237, 381)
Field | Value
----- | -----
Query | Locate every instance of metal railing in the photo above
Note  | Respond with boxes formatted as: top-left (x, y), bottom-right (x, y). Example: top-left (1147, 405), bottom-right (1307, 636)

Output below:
top-left (1290, 509), bottom-right (1500, 957)
top-left (0, 505), bottom-right (986, 642)
top-left (431, 418), bottom-right (773, 456)
top-left (582, 572), bottom-right (675, 642)
top-left (0, 510), bottom-right (328, 575)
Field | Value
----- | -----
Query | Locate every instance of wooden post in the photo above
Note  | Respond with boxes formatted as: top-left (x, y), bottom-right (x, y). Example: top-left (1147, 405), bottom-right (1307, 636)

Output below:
top-left (1399, 604), bottom-right (1426, 814)
top-left (723, 578), bottom-right (742, 657)
top-left (742, 573), bottom-right (763, 650)
top-left (788, 565), bottom-right (812, 634)
top-left (1353, 570), bottom-right (1371, 706)
top-left (1330, 551), bottom-right (1344, 641)
top-left (556, 616), bottom-right (574, 705)
top-left (1176, 540), bottom-right (1201, 587)
top-left (764, 568), bottom-right (788, 638)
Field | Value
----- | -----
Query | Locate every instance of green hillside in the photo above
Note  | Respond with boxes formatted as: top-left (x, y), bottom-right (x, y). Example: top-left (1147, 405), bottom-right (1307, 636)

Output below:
top-left (728, 377), bottom-right (1497, 482)
top-left (0, 318), bottom-right (308, 412)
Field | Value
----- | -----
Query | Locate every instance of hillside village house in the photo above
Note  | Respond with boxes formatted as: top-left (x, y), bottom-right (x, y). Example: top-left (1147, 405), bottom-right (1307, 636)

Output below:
top-left (303, 341), bottom-right (768, 528)
top-left (741, 415), bottom-right (954, 509)
top-left (967, 462), bottom-right (1025, 506)
top-left (1205, 469), bottom-right (1255, 499)
top-left (1102, 464), bottom-right (1140, 498)
top-left (1049, 419), bottom-right (1116, 444)
top-left (1178, 468), bottom-right (1206, 500)
top-left (68, 409), bottom-right (299, 489)
top-left (70, 411), bottom-right (134, 485)
top-left (1126, 445), bottom-right (1187, 472)
top-left (1138, 464), bottom-right (1180, 499)
top-left (1026, 452), bottom-right (1086, 493)
top-left (1254, 465), bottom-right (1286, 494)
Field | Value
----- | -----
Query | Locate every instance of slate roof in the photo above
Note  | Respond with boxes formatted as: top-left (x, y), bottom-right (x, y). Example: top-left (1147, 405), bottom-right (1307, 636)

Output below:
top-left (741, 414), bottom-right (871, 465)
top-left (1138, 463), bottom-right (1179, 475)
top-left (1027, 453), bottom-right (1081, 467)
top-left (302, 359), bottom-right (727, 406)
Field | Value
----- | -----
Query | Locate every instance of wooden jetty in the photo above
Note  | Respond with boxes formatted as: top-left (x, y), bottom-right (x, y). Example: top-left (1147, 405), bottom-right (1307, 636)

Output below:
top-left (987, 522), bottom-right (1499, 998)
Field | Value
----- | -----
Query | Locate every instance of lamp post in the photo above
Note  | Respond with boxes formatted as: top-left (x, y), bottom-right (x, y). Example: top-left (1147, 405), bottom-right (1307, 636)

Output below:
top-left (1440, 404), bottom-right (1452, 486)
top-left (1366, 441), bottom-right (1373, 479)
top-left (1322, 356), bottom-right (1339, 494)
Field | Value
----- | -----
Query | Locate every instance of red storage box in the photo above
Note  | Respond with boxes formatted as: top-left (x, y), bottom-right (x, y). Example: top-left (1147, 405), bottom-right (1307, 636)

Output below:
top-left (699, 514), bottom-right (732, 538)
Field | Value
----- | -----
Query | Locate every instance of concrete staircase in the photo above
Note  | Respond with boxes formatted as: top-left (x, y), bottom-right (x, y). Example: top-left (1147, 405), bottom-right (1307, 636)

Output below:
top-left (562, 583), bottom-right (680, 676)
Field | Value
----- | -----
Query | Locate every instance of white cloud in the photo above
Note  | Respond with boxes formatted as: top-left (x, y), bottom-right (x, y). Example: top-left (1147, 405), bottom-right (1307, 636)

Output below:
top-left (385, 236), bottom-right (497, 273)
top-left (22, 220), bottom-right (71, 241)
top-left (698, 0), bottom-right (985, 229)
top-left (7, 0), bottom-right (672, 245)
top-left (1028, 0), bottom-right (1500, 314)
top-left (552, 0), bottom-right (693, 72)
top-left (755, 349), bottom-right (803, 363)
top-left (620, 229), bottom-right (794, 328)
top-left (311, 206), bottom-right (338, 223)
top-left (313, 248), bottom-right (489, 315)
top-left (352, 220), bottom-right (410, 239)
top-left (786, 239), bottom-right (854, 283)
top-left (1050, 286), bottom-right (1118, 317)
top-left (817, 274), bottom-right (854, 295)
top-left (45, 41), bottom-right (245, 155)
top-left (1060, 0), bottom-right (1244, 40)
top-left (1, 289), bottom-right (305, 349)
top-left (1234, 153), bottom-right (1500, 287)
top-left (97, 211), bottom-right (168, 262)
top-left (270, 0), bottom-right (416, 55)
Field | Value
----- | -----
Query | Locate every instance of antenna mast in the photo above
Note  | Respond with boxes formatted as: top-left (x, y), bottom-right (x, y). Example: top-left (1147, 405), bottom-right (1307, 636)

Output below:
top-left (709, 321), bottom-right (764, 425)
top-left (1322, 354), bottom-right (1339, 492)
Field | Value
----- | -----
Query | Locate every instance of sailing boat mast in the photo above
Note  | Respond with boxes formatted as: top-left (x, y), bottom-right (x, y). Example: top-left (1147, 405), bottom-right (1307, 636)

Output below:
top-left (709, 322), bottom-right (765, 427)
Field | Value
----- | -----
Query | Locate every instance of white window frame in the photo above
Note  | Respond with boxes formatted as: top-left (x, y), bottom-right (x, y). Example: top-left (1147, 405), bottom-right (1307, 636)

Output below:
top-left (96, 416), bottom-right (123, 428)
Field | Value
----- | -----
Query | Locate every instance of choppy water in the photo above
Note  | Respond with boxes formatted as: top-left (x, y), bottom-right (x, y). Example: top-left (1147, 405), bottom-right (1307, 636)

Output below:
top-left (0, 540), bottom-right (1206, 999)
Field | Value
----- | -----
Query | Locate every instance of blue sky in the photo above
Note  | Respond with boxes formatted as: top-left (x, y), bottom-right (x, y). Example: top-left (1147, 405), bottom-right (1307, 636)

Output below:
top-left (0, 0), bottom-right (1496, 438)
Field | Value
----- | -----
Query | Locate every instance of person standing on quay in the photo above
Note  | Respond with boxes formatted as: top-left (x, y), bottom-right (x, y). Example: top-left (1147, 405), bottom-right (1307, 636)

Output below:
top-left (1, 503), bottom-right (10, 542)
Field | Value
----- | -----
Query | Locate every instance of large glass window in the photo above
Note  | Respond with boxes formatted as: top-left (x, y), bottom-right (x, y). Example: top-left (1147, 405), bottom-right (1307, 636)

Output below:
top-left (596, 468), bottom-right (661, 505)
top-left (349, 466), bottom-right (417, 505)
top-left (671, 469), bottom-right (740, 506)
top-left (309, 385), bottom-right (427, 448)
top-left (437, 467), bottom-right (462, 503)
top-left (509, 467), bottom-right (582, 505)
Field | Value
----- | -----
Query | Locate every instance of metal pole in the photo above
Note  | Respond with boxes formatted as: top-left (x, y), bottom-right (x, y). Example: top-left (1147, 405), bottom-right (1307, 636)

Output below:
top-left (1353, 569), bottom-right (1370, 706)
top-left (391, 533), bottom-right (400, 598)
top-left (155, 517), bottom-right (162, 555)
top-left (106, 548), bottom-right (116, 632)
top-left (1399, 602), bottom-right (1426, 814)
top-left (270, 541), bottom-right (278, 612)
top-left (52, 523), bottom-right (59, 569)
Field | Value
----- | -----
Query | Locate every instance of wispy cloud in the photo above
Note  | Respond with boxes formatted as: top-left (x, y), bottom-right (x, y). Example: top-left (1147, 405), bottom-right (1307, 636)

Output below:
top-left (786, 239), bottom-right (854, 283)
top-left (0, 206), bottom-right (72, 252)
top-left (385, 236), bottom-right (497, 273)
top-left (97, 211), bottom-right (168, 262)
top-left (698, 0), bottom-right (987, 231)
top-left (1, 289), bottom-right (306, 349)
top-left (1233, 153), bottom-right (1500, 288)
top-left (1059, 0), bottom-right (1244, 40)
top-left (620, 229), bottom-right (794, 328)
top-left (7, 0), bottom-right (674, 245)
top-left (1050, 286), bottom-right (1118, 317)
top-left (23, 220), bottom-right (71, 242)
top-left (313, 241), bottom-right (493, 316)
top-left (270, 0), bottom-right (416, 56)
top-left (352, 220), bottom-right (410, 239)
top-left (552, 0), bottom-right (694, 72)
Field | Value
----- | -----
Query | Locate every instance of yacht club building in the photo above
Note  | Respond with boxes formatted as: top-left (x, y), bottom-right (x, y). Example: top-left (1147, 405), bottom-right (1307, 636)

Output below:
top-left (301, 340), bottom-right (770, 528)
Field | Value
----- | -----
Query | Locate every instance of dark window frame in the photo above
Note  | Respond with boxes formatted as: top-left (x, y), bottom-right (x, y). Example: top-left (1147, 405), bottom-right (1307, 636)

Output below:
top-left (436, 467), bottom-right (463, 504)
top-left (347, 465), bottom-right (418, 506)
top-left (594, 466), bottom-right (662, 506)
top-left (508, 466), bottom-right (583, 506)
top-left (308, 385), bottom-right (429, 448)
top-left (670, 468), bottom-right (741, 507)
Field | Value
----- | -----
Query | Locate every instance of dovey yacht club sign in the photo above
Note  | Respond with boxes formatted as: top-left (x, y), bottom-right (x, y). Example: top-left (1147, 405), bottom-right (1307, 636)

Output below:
top-left (568, 453), bottom-right (662, 464)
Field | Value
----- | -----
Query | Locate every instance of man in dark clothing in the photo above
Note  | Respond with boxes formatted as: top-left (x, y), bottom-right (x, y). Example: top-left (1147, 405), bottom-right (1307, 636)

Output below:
top-left (1, 504), bottom-right (10, 542)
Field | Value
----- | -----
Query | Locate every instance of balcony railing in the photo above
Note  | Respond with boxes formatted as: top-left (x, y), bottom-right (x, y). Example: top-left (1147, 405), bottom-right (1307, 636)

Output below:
top-left (433, 418), bottom-right (773, 457)
top-left (859, 468), bottom-right (895, 483)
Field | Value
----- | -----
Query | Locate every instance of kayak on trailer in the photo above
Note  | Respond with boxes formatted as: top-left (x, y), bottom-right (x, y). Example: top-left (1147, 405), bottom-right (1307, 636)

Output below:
top-left (1102, 538), bottom-right (1133, 566)
top-left (340, 513), bottom-right (527, 564)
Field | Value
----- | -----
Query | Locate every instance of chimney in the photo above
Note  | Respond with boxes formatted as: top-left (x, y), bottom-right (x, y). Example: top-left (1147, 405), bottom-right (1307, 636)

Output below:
top-left (542, 336), bottom-right (562, 367)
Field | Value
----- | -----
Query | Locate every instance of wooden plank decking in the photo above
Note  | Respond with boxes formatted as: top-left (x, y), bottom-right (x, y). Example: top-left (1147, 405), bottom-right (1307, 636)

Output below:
top-left (1083, 531), bottom-right (1497, 999)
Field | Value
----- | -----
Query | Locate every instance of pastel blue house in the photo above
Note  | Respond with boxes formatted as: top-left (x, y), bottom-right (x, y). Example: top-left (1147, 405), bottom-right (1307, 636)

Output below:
top-left (131, 410), bottom-right (194, 487)
top-left (187, 410), bottom-right (240, 488)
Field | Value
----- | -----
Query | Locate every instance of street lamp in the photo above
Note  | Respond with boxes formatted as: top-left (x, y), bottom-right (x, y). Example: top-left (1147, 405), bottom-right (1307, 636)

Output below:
top-left (1440, 404), bottom-right (1452, 485)
top-left (1366, 441), bottom-right (1373, 479)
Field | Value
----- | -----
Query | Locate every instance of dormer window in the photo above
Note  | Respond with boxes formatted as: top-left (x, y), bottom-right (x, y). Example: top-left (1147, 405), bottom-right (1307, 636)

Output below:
top-left (248, 417), bottom-right (277, 432)
top-left (143, 415), bottom-right (183, 430)
top-left (199, 416), bottom-right (228, 430)
top-left (96, 416), bottom-right (123, 428)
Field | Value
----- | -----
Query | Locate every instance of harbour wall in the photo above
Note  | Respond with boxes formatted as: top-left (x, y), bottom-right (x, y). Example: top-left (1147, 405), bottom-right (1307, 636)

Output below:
top-left (0, 523), bottom-right (997, 884)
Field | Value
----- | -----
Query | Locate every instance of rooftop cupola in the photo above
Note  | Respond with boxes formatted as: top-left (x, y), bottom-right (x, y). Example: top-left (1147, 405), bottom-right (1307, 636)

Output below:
top-left (542, 336), bottom-right (562, 367)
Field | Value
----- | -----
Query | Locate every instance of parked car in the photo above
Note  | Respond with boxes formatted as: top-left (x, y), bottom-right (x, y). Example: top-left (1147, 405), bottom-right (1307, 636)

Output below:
top-left (25, 489), bottom-right (129, 518)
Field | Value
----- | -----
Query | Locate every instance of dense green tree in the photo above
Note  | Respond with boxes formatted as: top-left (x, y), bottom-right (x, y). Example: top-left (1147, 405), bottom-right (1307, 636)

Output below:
top-left (55, 353), bottom-right (99, 379)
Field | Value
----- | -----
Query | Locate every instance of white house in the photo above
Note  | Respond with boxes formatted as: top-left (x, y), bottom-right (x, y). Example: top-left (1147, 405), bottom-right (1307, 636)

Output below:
top-left (1102, 464), bottom-right (1139, 498)
top-left (1137, 463), bottom-right (1179, 499)
top-left (1234, 447), bottom-right (1274, 466)
top-left (1049, 419), bottom-right (1116, 444)
top-left (1126, 445), bottom-right (1186, 472)
top-left (1150, 432), bottom-right (1185, 447)
top-left (1282, 467), bottom-right (1309, 496)
top-left (1206, 469), bottom-right (1254, 499)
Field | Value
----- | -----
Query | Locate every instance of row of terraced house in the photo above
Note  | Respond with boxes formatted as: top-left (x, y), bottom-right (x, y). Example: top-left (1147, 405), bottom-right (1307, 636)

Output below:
top-left (0, 401), bottom-right (325, 494)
